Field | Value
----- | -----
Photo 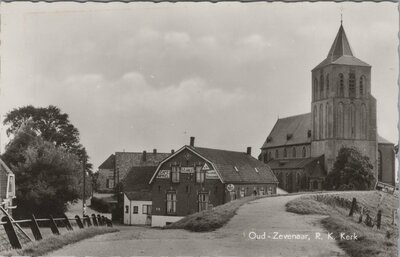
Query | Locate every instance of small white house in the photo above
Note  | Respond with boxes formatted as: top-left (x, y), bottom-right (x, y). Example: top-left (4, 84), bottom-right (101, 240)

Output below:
top-left (123, 191), bottom-right (152, 225)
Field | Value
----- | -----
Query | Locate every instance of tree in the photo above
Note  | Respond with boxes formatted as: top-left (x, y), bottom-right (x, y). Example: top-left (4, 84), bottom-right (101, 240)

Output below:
top-left (3, 105), bottom-right (92, 172)
top-left (11, 138), bottom-right (83, 218)
top-left (326, 147), bottom-right (375, 190)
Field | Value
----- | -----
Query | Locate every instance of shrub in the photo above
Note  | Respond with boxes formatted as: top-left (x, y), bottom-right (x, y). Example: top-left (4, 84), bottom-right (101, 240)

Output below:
top-left (90, 197), bottom-right (111, 213)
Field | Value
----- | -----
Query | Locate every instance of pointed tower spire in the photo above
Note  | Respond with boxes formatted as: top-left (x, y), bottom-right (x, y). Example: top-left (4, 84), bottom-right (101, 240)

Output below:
top-left (327, 23), bottom-right (353, 61)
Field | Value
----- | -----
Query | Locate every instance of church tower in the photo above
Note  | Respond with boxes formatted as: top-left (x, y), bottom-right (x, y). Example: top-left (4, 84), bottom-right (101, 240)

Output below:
top-left (310, 23), bottom-right (377, 175)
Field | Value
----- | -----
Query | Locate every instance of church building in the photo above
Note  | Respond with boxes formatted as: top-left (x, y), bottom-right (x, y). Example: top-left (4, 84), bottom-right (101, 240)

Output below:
top-left (260, 23), bottom-right (396, 192)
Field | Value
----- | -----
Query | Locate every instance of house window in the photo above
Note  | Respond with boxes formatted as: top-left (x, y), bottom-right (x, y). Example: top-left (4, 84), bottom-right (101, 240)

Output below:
top-left (240, 187), bottom-right (245, 198)
top-left (171, 165), bottom-right (180, 183)
top-left (166, 192), bottom-right (177, 214)
top-left (133, 206), bottom-right (138, 214)
top-left (106, 179), bottom-right (114, 189)
top-left (349, 72), bottom-right (356, 98)
top-left (259, 187), bottom-right (265, 195)
top-left (195, 165), bottom-right (205, 183)
top-left (267, 186), bottom-right (273, 195)
top-left (292, 147), bottom-right (296, 158)
top-left (125, 206), bottom-right (129, 214)
top-left (339, 73), bottom-right (344, 97)
top-left (8, 176), bottom-right (14, 195)
top-left (142, 205), bottom-right (152, 214)
top-left (198, 193), bottom-right (209, 212)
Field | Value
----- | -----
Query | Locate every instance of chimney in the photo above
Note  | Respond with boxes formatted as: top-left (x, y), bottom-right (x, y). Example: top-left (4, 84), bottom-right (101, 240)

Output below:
top-left (190, 137), bottom-right (195, 147)
top-left (142, 151), bottom-right (147, 161)
top-left (171, 149), bottom-right (175, 154)
top-left (247, 147), bottom-right (252, 155)
top-left (153, 149), bottom-right (157, 154)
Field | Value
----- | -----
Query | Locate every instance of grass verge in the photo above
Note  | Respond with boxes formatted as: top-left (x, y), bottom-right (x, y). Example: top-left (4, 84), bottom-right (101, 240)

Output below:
top-left (286, 191), bottom-right (398, 257)
top-left (165, 195), bottom-right (266, 232)
top-left (0, 226), bottom-right (118, 257)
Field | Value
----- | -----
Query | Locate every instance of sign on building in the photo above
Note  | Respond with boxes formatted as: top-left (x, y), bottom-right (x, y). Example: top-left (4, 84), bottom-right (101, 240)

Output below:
top-left (157, 170), bottom-right (170, 179)
top-left (181, 167), bottom-right (195, 174)
top-left (206, 169), bottom-right (219, 179)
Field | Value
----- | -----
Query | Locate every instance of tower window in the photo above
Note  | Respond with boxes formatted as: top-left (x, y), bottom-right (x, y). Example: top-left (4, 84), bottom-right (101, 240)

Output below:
top-left (349, 72), bottom-right (356, 98)
top-left (378, 150), bottom-right (383, 181)
top-left (302, 147), bottom-right (306, 158)
top-left (283, 148), bottom-right (287, 158)
top-left (292, 147), bottom-right (296, 158)
top-left (320, 74), bottom-right (324, 98)
top-left (314, 78), bottom-right (318, 101)
top-left (326, 74), bottom-right (330, 96)
top-left (268, 151), bottom-right (272, 161)
top-left (275, 149), bottom-right (279, 159)
top-left (339, 73), bottom-right (344, 97)
top-left (360, 76), bottom-right (365, 96)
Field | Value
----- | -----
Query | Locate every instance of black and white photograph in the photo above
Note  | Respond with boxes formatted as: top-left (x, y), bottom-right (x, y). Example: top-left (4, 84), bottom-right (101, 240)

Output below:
top-left (0, 1), bottom-right (398, 256)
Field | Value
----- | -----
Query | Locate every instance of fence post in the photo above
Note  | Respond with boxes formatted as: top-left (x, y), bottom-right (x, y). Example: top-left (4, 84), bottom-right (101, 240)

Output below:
top-left (101, 216), bottom-right (106, 226)
top-left (92, 214), bottom-right (98, 226)
top-left (63, 214), bottom-right (73, 231)
top-left (358, 207), bottom-right (364, 223)
top-left (349, 197), bottom-right (357, 216)
top-left (84, 215), bottom-right (92, 227)
top-left (376, 210), bottom-right (382, 229)
top-left (1, 216), bottom-right (22, 249)
top-left (97, 214), bottom-right (103, 226)
top-left (49, 215), bottom-right (60, 235)
top-left (30, 214), bottom-right (43, 241)
top-left (75, 215), bottom-right (84, 229)
top-left (105, 217), bottom-right (113, 227)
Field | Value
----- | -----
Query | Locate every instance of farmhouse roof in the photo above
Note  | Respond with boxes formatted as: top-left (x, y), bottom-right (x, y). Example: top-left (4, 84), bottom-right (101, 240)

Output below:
top-left (191, 146), bottom-right (278, 184)
top-left (115, 151), bottom-right (171, 167)
top-left (262, 113), bottom-right (312, 149)
top-left (125, 191), bottom-right (152, 201)
top-left (98, 154), bottom-right (115, 170)
top-left (122, 166), bottom-right (157, 192)
top-left (313, 24), bottom-right (370, 70)
top-left (267, 156), bottom-right (326, 177)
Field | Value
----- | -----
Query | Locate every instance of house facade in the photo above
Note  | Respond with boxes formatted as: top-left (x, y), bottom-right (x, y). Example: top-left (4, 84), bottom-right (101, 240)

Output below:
top-left (0, 159), bottom-right (16, 214)
top-left (260, 23), bottom-right (396, 192)
top-left (149, 138), bottom-right (278, 227)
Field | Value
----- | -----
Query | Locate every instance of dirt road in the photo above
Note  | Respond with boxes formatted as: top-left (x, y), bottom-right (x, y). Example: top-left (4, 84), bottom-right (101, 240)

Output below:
top-left (49, 195), bottom-right (346, 257)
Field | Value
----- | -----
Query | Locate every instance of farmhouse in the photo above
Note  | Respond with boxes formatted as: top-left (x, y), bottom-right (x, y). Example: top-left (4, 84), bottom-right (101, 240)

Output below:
top-left (0, 159), bottom-right (16, 214)
top-left (149, 137), bottom-right (278, 227)
top-left (97, 150), bottom-right (170, 192)
top-left (260, 23), bottom-right (396, 192)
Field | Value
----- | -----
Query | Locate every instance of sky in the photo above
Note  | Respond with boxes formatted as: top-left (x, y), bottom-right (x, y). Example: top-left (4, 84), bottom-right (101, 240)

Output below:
top-left (1, 2), bottom-right (398, 170)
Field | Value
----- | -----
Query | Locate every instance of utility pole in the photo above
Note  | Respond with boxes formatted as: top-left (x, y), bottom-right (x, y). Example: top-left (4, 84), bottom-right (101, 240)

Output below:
top-left (82, 148), bottom-right (86, 217)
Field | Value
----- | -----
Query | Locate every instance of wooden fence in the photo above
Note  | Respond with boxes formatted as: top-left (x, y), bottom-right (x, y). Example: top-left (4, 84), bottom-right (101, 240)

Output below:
top-left (0, 213), bottom-right (112, 250)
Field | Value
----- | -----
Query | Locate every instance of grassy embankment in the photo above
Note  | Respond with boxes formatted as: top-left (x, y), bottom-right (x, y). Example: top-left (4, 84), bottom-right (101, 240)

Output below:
top-left (286, 191), bottom-right (398, 257)
top-left (0, 226), bottom-right (118, 257)
top-left (165, 195), bottom-right (268, 232)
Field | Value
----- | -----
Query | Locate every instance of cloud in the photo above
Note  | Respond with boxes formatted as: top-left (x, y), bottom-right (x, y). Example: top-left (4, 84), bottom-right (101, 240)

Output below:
top-left (237, 34), bottom-right (272, 50)
top-left (164, 31), bottom-right (191, 48)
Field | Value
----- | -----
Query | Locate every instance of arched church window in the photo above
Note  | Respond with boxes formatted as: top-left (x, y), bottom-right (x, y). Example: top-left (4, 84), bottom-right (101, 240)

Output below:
top-left (328, 104), bottom-right (332, 137)
top-left (268, 151), bottom-right (272, 161)
top-left (349, 72), bottom-right (356, 98)
top-left (350, 104), bottom-right (356, 138)
top-left (302, 147), bottom-right (306, 158)
top-left (378, 150), bottom-right (382, 181)
top-left (292, 147), bottom-right (296, 158)
top-left (275, 149), bottom-right (279, 159)
top-left (359, 76), bottom-right (365, 96)
top-left (326, 74), bottom-right (330, 97)
top-left (337, 102), bottom-right (344, 137)
top-left (319, 104), bottom-right (323, 139)
top-left (339, 73), bottom-right (344, 97)
top-left (283, 148), bottom-right (287, 158)
top-left (320, 74), bottom-right (324, 99)
top-left (361, 104), bottom-right (367, 139)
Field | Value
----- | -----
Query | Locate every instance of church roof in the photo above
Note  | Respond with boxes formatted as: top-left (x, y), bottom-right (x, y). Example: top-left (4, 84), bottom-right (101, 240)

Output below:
top-left (313, 24), bottom-right (370, 70)
top-left (261, 113), bottom-right (312, 149)
top-left (267, 156), bottom-right (326, 178)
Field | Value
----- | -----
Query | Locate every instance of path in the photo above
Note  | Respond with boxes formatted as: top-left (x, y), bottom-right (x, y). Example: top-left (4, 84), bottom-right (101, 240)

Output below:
top-left (49, 194), bottom-right (346, 257)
